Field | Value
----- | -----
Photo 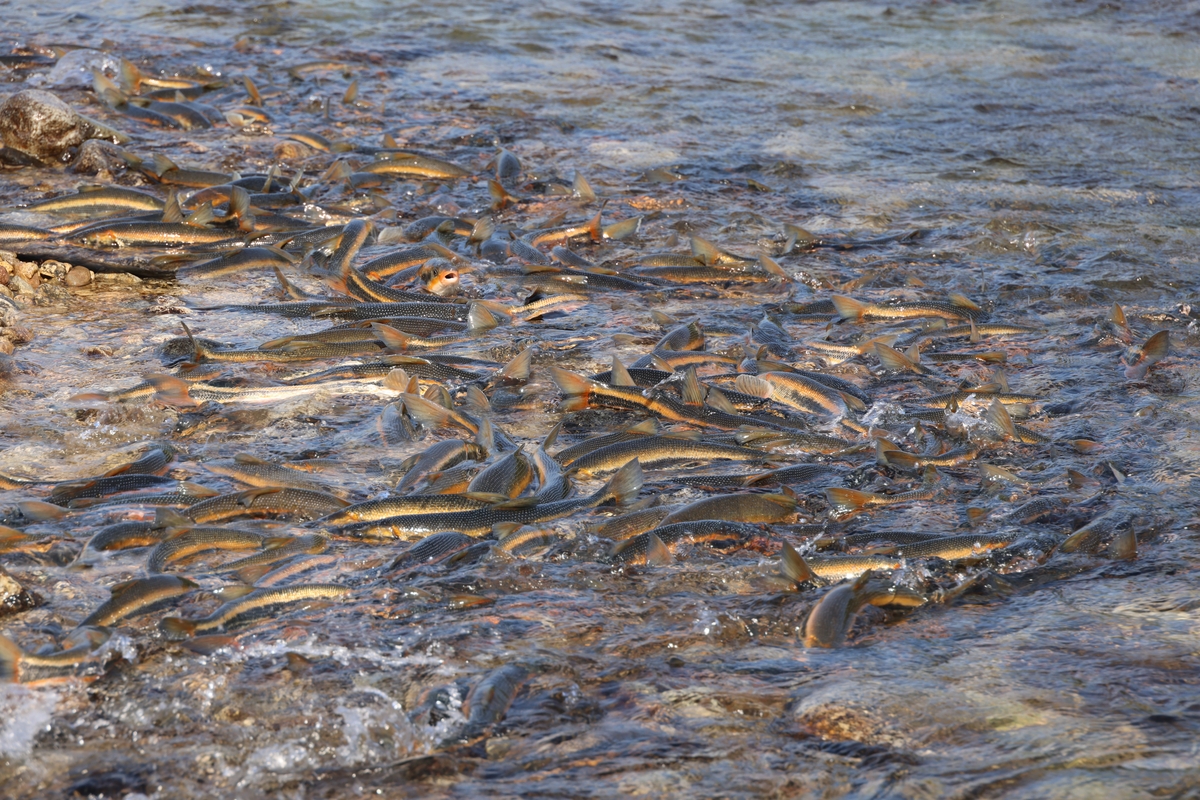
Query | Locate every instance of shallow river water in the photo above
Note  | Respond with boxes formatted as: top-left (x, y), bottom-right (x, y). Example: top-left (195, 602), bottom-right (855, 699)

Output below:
top-left (0, 1), bottom-right (1199, 798)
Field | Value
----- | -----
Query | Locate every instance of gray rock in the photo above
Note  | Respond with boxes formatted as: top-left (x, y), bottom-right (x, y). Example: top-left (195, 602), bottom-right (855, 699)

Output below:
top-left (33, 282), bottom-right (71, 305)
top-left (0, 90), bottom-right (128, 165)
top-left (8, 274), bottom-right (35, 296)
top-left (74, 138), bottom-right (128, 175)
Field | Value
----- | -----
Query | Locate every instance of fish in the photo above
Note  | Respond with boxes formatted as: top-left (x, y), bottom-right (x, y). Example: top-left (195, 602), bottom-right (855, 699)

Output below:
top-left (832, 294), bottom-right (985, 322)
top-left (211, 534), bottom-right (331, 579)
top-left (566, 435), bottom-right (773, 475)
top-left (204, 455), bottom-right (344, 496)
top-left (467, 447), bottom-right (534, 498)
top-left (0, 627), bottom-right (113, 683)
top-left (734, 372), bottom-right (863, 415)
top-left (146, 527), bottom-right (265, 573)
top-left (340, 457), bottom-right (642, 540)
top-left (362, 154), bottom-right (470, 179)
top-left (17, 186), bottom-right (165, 217)
top-left (825, 485), bottom-right (938, 519)
top-left (79, 575), bottom-right (199, 627)
top-left (396, 440), bottom-right (489, 492)
top-left (386, 531), bottom-right (478, 573)
top-left (609, 519), bottom-right (763, 564)
top-left (185, 488), bottom-right (350, 523)
top-left (658, 491), bottom-right (797, 525)
top-left (159, 583), bottom-right (351, 639)
top-left (449, 664), bottom-right (529, 746)
top-left (318, 492), bottom-right (505, 525)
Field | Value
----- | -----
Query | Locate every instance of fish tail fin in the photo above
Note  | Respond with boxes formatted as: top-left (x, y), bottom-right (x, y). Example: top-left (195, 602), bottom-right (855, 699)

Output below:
top-left (781, 541), bottom-right (815, 585)
top-left (824, 487), bottom-right (874, 515)
top-left (875, 342), bottom-right (917, 373)
top-left (549, 367), bottom-right (594, 412)
top-left (831, 295), bottom-right (868, 322)
top-left (159, 617), bottom-right (197, 640)
top-left (144, 374), bottom-right (199, 408)
top-left (17, 500), bottom-right (68, 521)
top-left (372, 323), bottom-right (411, 350)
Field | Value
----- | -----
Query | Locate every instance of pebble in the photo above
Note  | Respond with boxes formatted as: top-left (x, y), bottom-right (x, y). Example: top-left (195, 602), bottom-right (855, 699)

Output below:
top-left (65, 265), bottom-right (94, 286)
top-left (39, 260), bottom-right (70, 282)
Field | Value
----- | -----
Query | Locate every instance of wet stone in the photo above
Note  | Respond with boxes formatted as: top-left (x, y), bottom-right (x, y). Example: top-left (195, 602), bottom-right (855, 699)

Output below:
top-left (34, 282), bottom-right (71, 305)
top-left (64, 265), bottom-right (94, 287)
top-left (8, 274), bottom-right (35, 296)
top-left (74, 138), bottom-right (128, 176)
top-left (0, 90), bottom-right (90, 164)
top-left (39, 260), bottom-right (71, 282)
top-left (0, 566), bottom-right (39, 617)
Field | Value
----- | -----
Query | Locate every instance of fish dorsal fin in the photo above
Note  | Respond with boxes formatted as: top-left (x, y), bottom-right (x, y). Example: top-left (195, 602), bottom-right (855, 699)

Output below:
top-left (706, 387), bottom-right (738, 415)
top-left (151, 153), bottom-right (179, 177)
top-left (690, 236), bottom-right (720, 266)
top-left (610, 356), bottom-right (636, 387)
top-left (1109, 302), bottom-right (1127, 327)
top-left (541, 420), bottom-right (562, 449)
top-left (469, 215), bottom-right (495, 245)
top-left (161, 190), bottom-right (183, 223)
top-left (649, 353), bottom-right (674, 373)
top-left (383, 368), bottom-right (410, 392)
top-left (989, 368), bottom-right (1010, 393)
top-left (371, 323), bottom-right (410, 350)
top-left (154, 508), bottom-right (193, 529)
top-left (625, 419), bottom-right (659, 436)
top-left (875, 342), bottom-right (917, 373)
top-left (680, 367), bottom-right (705, 406)
top-left (1141, 330), bottom-right (1170, 362)
top-left (476, 417), bottom-right (495, 452)
top-left (985, 399), bottom-right (1016, 440)
top-left (948, 293), bottom-right (980, 311)
top-left (734, 374), bottom-right (772, 400)
top-left (183, 202), bottom-right (214, 227)
top-left (651, 310), bottom-right (678, 326)
top-left (758, 253), bottom-right (788, 280)
top-left (233, 453), bottom-right (268, 465)
top-left (572, 172), bottom-right (596, 203)
top-left (464, 385), bottom-right (491, 414)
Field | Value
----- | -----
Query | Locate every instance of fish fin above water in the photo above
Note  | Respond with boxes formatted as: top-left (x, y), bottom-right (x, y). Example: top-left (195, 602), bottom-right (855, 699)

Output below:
top-left (831, 295), bottom-right (868, 322)
top-left (644, 533), bottom-right (673, 566)
top-left (610, 356), bottom-right (635, 387)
